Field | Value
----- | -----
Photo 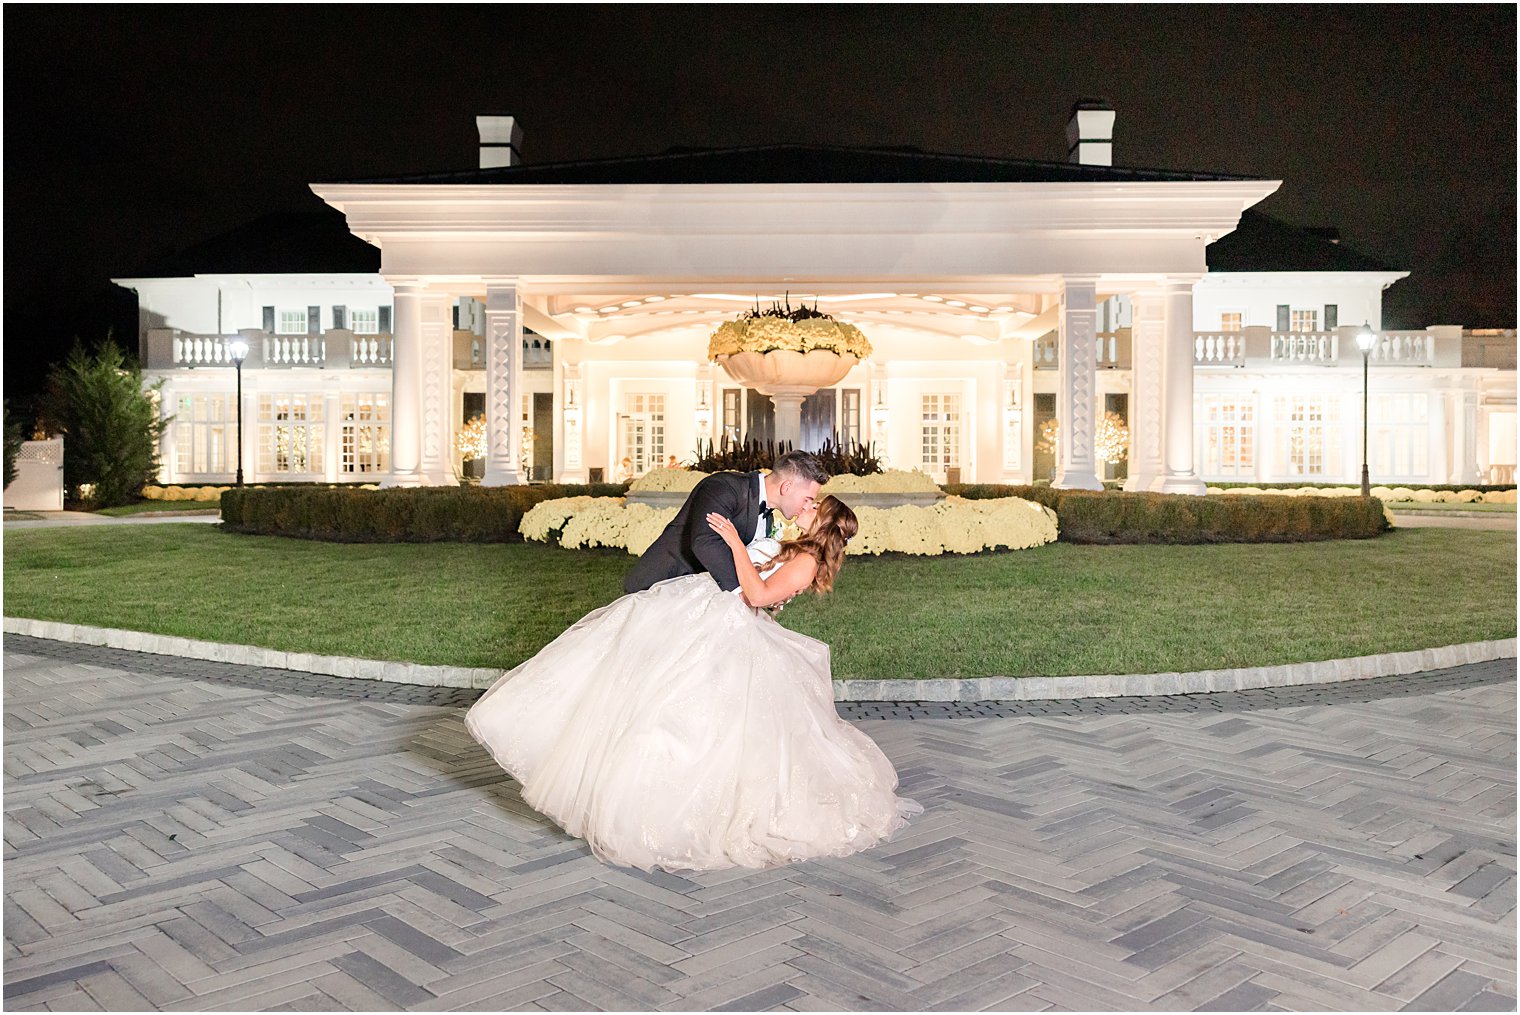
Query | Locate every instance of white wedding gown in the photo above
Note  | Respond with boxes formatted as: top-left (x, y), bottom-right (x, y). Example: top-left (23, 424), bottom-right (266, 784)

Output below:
top-left (465, 542), bottom-right (921, 872)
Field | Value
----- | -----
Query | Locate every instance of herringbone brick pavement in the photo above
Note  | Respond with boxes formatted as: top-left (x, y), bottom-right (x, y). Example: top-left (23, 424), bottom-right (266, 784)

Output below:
top-left (4, 637), bottom-right (1515, 1011)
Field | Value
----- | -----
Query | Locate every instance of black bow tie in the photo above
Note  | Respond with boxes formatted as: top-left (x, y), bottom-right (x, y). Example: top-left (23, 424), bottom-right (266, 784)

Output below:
top-left (760, 505), bottom-right (774, 534)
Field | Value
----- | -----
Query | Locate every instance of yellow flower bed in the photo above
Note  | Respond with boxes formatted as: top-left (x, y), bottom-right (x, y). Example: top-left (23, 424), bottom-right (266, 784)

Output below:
top-left (142, 485), bottom-right (230, 502)
top-left (521, 495), bottom-right (1058, 556)
top-left (822, 469), bottom-right (941, 495)
top-left (627, 468), bottom-right (703, 493)
top-left (1207, 485), bottom-right (1515, 504)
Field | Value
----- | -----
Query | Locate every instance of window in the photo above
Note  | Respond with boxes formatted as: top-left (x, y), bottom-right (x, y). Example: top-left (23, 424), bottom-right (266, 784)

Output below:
top-left (341, 393), bottom-right (389, 474)
top-left (175, 394), bottom-right (237, 476)
top-left (276, 309), bottom-right (308, 335)
top-left (1369, 393), bottom-right (1428, 479)
top-left (1290, 309), bottom-right (1319, 333)
top-left (1219, 312), bottom-right (1244, 332)
top-left (349, 309), bottom-right (379, 334)
top-left (841, 389), bottom-right (862, 445)
top-left (1196, 395), bottom-right (1255, 479)
top-left (920, 393), bottom-right (961, 475)
top-left (721, 389), bottom-right (742, 442)
top-left (257, 394), bottom-right (324, 474)
top-left (1273, 395), bottom-right (1340, 477)
top-left (620, 392), bottom-right (665, 477)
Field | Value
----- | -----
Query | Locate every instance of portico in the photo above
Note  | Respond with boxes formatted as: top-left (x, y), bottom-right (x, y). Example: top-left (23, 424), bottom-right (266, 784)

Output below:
top-left (312, 160), bottom-right (1279, 491)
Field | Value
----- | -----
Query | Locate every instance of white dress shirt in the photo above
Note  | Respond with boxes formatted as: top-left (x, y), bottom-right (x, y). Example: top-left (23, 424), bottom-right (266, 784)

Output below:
top-left (753, 473), bottom-right (769, 543)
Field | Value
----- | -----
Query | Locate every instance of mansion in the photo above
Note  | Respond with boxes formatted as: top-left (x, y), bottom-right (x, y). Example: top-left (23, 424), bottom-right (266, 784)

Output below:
top-left (115, 107), bottom-right (1517, 492)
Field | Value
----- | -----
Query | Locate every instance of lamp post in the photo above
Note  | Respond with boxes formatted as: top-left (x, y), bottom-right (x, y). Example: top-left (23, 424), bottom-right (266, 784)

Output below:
top-left (228, 337), bottom-right (249, 487)
top-left (1355, 323), bottom-right (1376, 497)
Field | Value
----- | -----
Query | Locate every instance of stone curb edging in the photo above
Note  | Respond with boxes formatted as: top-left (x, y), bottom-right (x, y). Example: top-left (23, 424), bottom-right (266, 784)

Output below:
top-left (5, 616), bottom-right (1514, 701)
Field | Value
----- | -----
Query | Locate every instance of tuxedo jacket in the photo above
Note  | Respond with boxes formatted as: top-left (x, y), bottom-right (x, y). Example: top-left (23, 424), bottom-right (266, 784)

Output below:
top-left (624, 471), bottom-right (765, 594)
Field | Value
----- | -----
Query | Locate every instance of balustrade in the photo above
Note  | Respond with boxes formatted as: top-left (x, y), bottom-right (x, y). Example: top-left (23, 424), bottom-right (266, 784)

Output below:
top-left (263, 334), bottom-right (325, 366)
top-left (1373, 332), bottom-right (1436, 365)
top-left (1193, 333), bottom-right (1246, 366)
top-left (1032, 332), bottom-right (1129, 369)
top-left (172, 334), bottom-right (237, 366)
top-left (1271, 331), bottom-right (1339, 364)
top-left (350, 334), bottom-right (393, 366)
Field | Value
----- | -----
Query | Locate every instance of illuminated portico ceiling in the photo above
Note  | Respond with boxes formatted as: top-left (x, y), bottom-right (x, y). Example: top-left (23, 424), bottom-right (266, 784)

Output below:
top-left (542, 291), bottom-right (1046, 326)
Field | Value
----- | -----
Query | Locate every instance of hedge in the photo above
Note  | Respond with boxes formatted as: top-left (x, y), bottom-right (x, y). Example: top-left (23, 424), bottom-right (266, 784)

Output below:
top-left (941, 485), bottom-right (1389, 543)
top-left (220, 483), bottom-right (629, 543)
top-left (222, 482), bottom-right (1388, 545)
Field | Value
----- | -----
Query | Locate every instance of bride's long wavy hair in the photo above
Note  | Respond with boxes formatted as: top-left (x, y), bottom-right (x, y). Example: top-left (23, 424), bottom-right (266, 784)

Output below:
top-left (769, 495), bottom-right (857, 595)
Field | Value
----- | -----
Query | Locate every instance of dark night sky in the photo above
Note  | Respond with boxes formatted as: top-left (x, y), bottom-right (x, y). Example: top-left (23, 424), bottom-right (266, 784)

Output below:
top-left (4, 5), bottom-right (1515, 408)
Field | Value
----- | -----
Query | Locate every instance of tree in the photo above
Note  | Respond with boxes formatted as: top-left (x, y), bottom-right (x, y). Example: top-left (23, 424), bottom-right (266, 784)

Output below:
top-left (43, 339), bottom-right (169, 507)
top-left (3, 400), bottom-right (24, 489)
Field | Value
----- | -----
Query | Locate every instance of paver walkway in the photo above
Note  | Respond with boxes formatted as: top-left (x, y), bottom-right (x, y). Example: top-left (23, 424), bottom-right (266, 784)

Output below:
top-left (4, 637), bottom-right (1515, 1012)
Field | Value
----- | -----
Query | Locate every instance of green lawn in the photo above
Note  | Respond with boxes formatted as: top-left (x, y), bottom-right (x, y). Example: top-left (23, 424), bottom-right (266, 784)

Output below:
top-left (1386, 501), bottom-right (1516, 513)
top-left (92, 501), bottom-right (222, 517)
top-left (3, 525), bottom-right (1514, 679)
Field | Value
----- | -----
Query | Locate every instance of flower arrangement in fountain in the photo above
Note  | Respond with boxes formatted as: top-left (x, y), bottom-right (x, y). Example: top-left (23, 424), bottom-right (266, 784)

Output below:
top-left (707, 295), bottom-right (873, 361)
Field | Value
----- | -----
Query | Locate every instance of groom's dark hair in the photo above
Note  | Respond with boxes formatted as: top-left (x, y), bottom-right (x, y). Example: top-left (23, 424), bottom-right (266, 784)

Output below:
top-left (773, 450), bottom-right (828, 486)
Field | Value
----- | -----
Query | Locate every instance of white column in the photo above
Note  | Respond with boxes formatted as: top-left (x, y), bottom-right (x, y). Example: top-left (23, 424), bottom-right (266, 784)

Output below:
top-left (1156, 277), bottom-right (1206, 495)
top-left (559, 362), bottom-right (586, 483)
top-left (323, 387), bottom-right (341, 483)
top-left (1455, 391), bottom-right (1481, 484)
top-left (158, 385), bottom-right (176, 483)
top-left (381, 282), bottom-right (424, 487)
top-left (1124, 289), bottom-right (1166, 492)
top-left (1429, 390), bottom-right (1449, 483)
top-left (240, 389), bottom-right (257, 484)
top-left (1053, 276), bottom-right (1103, 490)
top-left (417, 293), bottom-right (457, 485)
top-left (482, 282), bottom-right (524, 486)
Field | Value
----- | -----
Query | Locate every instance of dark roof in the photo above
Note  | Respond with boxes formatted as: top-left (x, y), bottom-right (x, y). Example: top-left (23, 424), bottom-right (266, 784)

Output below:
top-left (1206, 211), bottom-right (1399, 273)
top-left (120, 207), bottom-right (378, 278)
top-left (321, 143), bottom-right (1264, 186)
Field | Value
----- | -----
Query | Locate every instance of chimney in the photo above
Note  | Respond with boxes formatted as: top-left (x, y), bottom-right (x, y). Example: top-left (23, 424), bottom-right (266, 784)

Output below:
top-left (477, 115), bottom-right (523, 169)
top-left (1066, 100), bottom-right (1115, 166)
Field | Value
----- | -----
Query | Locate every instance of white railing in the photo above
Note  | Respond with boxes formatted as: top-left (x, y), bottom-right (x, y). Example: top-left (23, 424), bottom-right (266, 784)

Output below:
top-left (1373, 332), bottom-right (1436, 365)
top-left (1032, 332), bottom-right (1128, 368)
top-left (523, 338), bottom-right (553, 369)
top-left (1271, 331), bottom-right (1339, 364)
top-left (263, 335), bottom-right (325, 366)
top-left (1194, 333), bottom-right (1246, 366)
top-left (1489, 464), bottom-right (1516, 484)
top-left (173, 335), bottom-right (239, 366)
top-left (351, 334), bottom-right (393, 366)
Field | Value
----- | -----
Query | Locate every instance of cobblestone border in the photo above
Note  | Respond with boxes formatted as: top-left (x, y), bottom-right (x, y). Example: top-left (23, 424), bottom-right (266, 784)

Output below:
top-left (5, 615), bottom-right (1514, 701)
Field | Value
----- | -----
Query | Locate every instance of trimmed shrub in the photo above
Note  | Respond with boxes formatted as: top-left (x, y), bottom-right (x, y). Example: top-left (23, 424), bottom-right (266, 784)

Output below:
top-left (943, 485), bottom-right (1388, 543)
top-left (220, 484), bottom-right (629, 542)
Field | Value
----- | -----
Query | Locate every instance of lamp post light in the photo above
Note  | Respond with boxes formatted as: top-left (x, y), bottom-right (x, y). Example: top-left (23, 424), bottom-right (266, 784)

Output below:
top-left (227, 337), bottom-right (249, 487)
top-left (1355, 323), bottom-right (1377, 497)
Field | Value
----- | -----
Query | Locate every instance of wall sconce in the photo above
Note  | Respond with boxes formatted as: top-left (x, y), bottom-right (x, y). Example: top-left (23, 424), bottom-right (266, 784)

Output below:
top-left (871, 388), bottom-right (890, 431)
top-left (563, 383), bottom-right (580, 423)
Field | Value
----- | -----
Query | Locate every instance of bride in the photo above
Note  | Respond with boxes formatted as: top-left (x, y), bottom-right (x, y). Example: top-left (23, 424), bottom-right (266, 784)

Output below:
top-left (465, 494), bottom-right (920, 873)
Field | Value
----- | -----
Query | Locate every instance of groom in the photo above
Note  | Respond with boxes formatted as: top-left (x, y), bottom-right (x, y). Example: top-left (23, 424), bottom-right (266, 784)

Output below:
top-left (624, 450), bottom-right (827, 594)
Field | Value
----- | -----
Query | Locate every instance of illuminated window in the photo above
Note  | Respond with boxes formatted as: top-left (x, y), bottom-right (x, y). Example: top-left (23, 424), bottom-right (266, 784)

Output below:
top-left (1220, 312), bottom-right (1244, 332)
top-left (257, 394), bottom-right (324, 475)
top-left (175, 394), bottom-right (237, 476)
top-left (1290, 309), bottom-right (1319, 333)
top-left (920, 393), bottom-right (961, 475)
top-left (620, 392), bottom-right (666, 476)
top-left (341, 393), bottom-right (390, 474)
top-left (349, 309), bottom-right (379, 334)
top-left (1369, 393), bottom-right (1429, 479)
top-left (841, 389), bottom-right (862, 445)
top-left (1273, 395), bottom-right (1340, 477)
top-left (1195, 395), bottom-right (1255, 479)
top-left (276, 309), bottom-right (308, 335)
